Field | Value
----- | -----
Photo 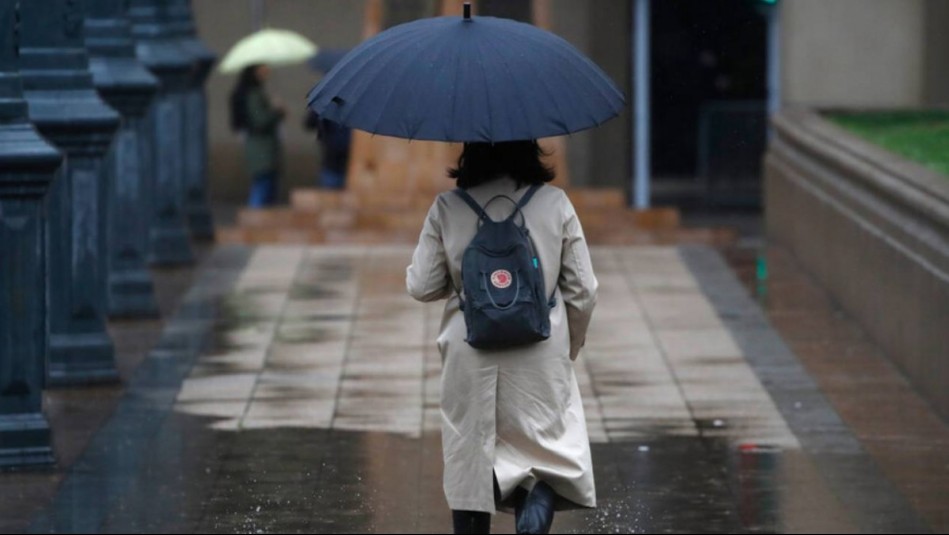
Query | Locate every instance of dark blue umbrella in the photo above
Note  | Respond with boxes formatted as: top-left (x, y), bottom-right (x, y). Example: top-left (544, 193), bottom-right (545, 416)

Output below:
top-left (306, 7), bottom-right (624, 142)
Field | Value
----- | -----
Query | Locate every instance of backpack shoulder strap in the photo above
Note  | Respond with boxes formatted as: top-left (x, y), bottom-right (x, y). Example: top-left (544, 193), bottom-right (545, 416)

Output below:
top-left (503, 184), bottom-right (543, 224)
top-left (453, 188), bottom-right (488, 220)
top-left (516, 184), bottom-right (543, 210)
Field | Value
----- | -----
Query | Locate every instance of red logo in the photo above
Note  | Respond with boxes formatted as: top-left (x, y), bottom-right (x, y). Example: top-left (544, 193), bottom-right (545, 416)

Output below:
top-left (490, 269), bottom-right (512, 289)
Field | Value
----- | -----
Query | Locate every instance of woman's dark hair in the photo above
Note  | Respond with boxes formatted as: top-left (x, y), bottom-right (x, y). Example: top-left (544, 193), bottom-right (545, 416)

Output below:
top-left (448, 140), bottom-right (555, 189)
top-left (229, 65), bottom-right (262, 132)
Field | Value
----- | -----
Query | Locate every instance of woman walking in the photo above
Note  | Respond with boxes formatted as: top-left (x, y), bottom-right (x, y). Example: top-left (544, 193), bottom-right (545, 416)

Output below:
top-left (407, 141), bottom-right (598, 535)
top-left (229, 64), bottom-right (285, 207)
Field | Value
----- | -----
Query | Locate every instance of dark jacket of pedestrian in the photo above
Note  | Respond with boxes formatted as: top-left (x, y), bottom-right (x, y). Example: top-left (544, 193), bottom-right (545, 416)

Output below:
top-left (230, 64), bottom-right (285, 206)
top-left (305, 111), bottom-right (351, 189)
top-left (243, 85), bottom-right (284, 176)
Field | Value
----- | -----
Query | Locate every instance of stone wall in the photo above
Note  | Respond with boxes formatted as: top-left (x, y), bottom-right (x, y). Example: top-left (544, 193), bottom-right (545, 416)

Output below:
top-left (780, 0), bottom-right (949, 109)
top-left (765, 109), bottom-right (949, 419)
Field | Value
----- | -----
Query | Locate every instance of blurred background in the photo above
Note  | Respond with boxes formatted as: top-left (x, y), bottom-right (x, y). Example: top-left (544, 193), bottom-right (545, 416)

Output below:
top-left (198, 0), bottom-right (949, 209)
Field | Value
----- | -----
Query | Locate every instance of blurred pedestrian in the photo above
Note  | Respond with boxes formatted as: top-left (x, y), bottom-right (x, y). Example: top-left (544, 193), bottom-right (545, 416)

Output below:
top-left (304, 111), bottom-right (351, 189)
top-left (229, 64), bottom-right (285, 207)
top-left (407, 141), bottom-right (598, 535)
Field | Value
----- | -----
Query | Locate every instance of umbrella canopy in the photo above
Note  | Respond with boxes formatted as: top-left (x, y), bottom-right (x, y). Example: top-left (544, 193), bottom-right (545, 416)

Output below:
top-left (219, 28), bottom-right (318, 74)
top-left (306, 13), bottom-right (624, 142)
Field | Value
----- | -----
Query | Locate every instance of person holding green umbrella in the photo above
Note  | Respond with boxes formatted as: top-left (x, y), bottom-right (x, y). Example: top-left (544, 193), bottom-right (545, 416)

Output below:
top-left (230, 64), bottom-right (285, 207)
top-left (221, 28), bottom-right (317, 206)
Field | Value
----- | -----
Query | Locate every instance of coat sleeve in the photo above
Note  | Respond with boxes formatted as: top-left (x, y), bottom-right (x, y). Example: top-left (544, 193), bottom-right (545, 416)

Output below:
top-left (246, 90), bottom-right (284, 134)
top-left (407, 198), bottom-right (452, 302)
top-left (558, 192), bottom-right (598, 361)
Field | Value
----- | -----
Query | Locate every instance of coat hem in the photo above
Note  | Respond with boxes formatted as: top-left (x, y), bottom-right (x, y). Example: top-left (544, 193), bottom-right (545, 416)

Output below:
top-left (446, 498), bottom-right (497, 515)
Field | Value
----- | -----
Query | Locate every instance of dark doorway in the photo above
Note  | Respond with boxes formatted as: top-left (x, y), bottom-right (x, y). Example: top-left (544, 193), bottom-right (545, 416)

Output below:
top-left (650, 0), bottom-right (768, 208)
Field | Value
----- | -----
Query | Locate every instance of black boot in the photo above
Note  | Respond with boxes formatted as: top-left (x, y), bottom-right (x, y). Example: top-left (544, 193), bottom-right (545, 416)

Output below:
top-left (452, 510), bottom-right (491, 534)
top-left (514, 482), bottom-right (556, 534)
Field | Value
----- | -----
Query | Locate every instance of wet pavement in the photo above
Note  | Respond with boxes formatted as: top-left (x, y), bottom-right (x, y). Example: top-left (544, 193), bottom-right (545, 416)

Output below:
top-left (723, 245), bottom-right (949, 533)
top-left (7, 244), bottom-right (944, 533)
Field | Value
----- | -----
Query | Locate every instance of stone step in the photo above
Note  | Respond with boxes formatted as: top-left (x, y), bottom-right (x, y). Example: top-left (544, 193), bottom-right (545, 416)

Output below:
top-left (356, 210), bottom-right (427, 233)
top-left (237, 207), bottom-right (316, 228)
top-left (572, 207), bottom-right (680, 232)
top-left (237, 206), bottom-right (426, 233)
top-left (234, 205), bottom-right (677, 233)
top-left (290, 187), bottom-right (649, 218)
top-left (218, 223), bottom-right (735, 248)
top-left (215, 227), bottom-right (246, 245)
top-left (628, 207), bottom-right (680, 230)
top-left (290, 189), bottom-right (359, 212)
top-left (291, 187), bottom-right (437, 212)
top-left (229, 208), bottom-right (680, 237)
top-left (237, 207), bottom-right (358, 230)
top-left (216, 227), bottom-right (328, 245)
top-left (323, 228), bottom-right (419, 244)
top-left (226, 186), bottom-right (686, 247)
top-left (566, 188), bottom-right (627, 210)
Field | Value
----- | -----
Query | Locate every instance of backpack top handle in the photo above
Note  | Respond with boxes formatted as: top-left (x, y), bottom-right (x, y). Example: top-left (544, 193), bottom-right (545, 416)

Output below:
top-left (454, 184), bottom-right (543, 227)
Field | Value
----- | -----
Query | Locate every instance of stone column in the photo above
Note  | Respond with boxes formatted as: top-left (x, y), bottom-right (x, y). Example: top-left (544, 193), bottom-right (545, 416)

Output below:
top-left (20, 0), bottom-right (122, 386)
top-left (129, 0), bottom-right (194, 266)
top-left (0, 0), bottom-right (62, 467)
top-left (170, 0), bottom-right (216, 240)
top-left (85, 0), bottom-right (161, 318)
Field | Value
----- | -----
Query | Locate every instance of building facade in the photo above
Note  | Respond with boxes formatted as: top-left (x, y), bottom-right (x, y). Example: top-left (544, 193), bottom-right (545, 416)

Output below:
top-left (195, 0), bottom-right (949, 206)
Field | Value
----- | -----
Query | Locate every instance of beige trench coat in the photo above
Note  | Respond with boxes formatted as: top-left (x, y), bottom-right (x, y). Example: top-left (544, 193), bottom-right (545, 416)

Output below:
top-left (406, 177), bottom-right (598, 514)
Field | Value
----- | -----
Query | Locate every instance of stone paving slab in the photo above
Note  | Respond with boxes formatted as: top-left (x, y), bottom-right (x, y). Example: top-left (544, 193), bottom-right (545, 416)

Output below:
top-left (22, 245), bottom-right (934, 534)
top-left (165, 246), bottom-right (801, 451)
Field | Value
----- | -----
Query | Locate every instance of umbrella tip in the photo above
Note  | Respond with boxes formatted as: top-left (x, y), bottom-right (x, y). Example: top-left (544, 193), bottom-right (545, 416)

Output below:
top-left (463, 2), bottom-right (471, 20)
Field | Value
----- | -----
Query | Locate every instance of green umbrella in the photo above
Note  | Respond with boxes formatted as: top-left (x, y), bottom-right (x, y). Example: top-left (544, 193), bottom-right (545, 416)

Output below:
top-left (219, 28), bottom-right (318, 74)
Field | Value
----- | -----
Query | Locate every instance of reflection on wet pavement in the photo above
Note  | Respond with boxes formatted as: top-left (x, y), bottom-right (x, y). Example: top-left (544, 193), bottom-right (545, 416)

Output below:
top-left (26, 245), bottom-right (933, 533)
top-left (172, 246), bottom-right (800, 449)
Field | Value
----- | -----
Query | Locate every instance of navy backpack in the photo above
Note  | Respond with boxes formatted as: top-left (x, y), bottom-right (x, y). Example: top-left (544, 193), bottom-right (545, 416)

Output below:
top-left (453, 184), bottom-right (555, 350)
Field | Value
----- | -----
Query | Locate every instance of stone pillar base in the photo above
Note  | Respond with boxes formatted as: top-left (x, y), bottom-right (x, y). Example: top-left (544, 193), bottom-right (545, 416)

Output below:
top-left (148, 226), bottom-right (195, 267)
top-left (0, 414), bottom-right (54, 468)
top-left (186, 204), bottom-right (215, 241)
top-left (48, 333), bottom-right (118, 386)
top-left (108, 270), bottom-right (160, 318)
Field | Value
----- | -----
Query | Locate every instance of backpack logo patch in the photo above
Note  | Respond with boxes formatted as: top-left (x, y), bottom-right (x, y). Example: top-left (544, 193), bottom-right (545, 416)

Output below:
top-left (490, 269), bottom-right (512, 289)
